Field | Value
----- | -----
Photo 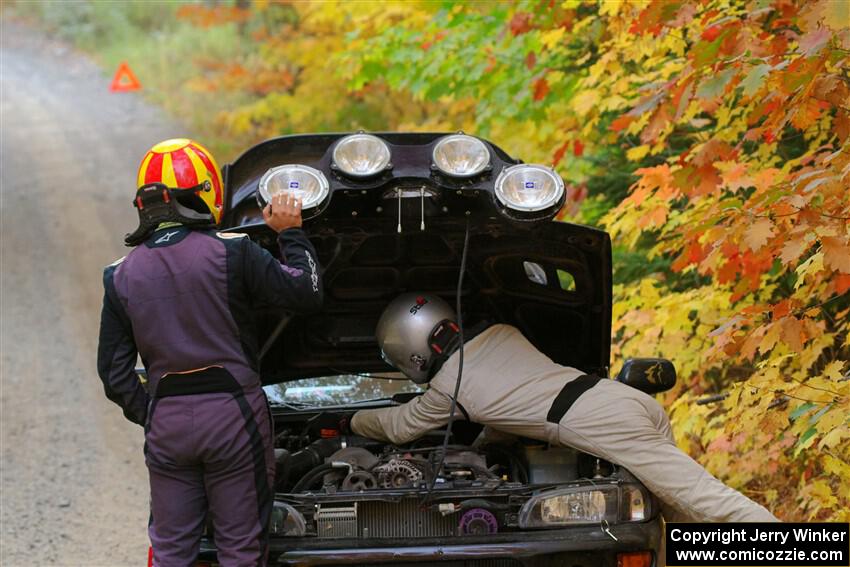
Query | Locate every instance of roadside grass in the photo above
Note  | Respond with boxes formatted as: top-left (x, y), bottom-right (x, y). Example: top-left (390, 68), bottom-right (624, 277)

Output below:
top-left (9, 1), bottom-right (252, 160)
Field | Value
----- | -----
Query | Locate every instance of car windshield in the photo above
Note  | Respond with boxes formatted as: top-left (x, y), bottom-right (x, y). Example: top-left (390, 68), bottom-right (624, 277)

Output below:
top-left (263, 373), bottom-right (423, 407)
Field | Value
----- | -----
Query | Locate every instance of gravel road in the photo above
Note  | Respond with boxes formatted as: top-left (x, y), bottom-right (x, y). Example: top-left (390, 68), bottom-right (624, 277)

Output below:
top-left (1, 20), bottom-right (188, 566)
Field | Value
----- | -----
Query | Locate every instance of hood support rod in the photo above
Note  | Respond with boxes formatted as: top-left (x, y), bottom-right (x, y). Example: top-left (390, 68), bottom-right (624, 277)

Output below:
top-left (259, 313), bottom-right (293, 362)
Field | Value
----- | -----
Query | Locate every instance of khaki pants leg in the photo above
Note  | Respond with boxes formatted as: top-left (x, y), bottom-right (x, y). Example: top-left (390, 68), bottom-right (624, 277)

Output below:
top-left (557, 379), bottom-right (778, 523)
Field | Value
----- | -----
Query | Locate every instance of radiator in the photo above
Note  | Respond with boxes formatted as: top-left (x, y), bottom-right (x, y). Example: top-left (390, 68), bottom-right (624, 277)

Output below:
top-left (316, 500), bottom-right (458, 539)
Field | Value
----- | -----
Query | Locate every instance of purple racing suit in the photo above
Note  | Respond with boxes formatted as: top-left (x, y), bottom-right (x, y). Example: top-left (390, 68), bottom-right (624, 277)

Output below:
top-left (97, 226), bottom-right (322, 566)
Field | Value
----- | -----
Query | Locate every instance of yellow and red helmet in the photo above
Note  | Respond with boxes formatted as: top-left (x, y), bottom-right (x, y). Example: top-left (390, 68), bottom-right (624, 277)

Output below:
top-left (136, 138), bottom-right (223, 224)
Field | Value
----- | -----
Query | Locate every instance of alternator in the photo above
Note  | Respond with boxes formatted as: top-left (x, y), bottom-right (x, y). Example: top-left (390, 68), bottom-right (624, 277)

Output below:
top-left (374, 459), bottom-right (423, 488)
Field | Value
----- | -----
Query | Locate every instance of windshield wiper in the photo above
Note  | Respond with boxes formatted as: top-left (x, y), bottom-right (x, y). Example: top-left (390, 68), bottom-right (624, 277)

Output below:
top-left (268, 400), bottom-right (319, 410)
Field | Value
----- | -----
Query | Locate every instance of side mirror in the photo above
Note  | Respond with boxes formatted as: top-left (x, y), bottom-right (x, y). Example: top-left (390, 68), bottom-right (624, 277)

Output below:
top-left (615, 358), bottom-right (676, 394)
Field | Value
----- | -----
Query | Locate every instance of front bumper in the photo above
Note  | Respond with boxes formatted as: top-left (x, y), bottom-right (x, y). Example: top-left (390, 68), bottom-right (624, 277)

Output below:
top-left (199, 519), bottom-right (661, 566)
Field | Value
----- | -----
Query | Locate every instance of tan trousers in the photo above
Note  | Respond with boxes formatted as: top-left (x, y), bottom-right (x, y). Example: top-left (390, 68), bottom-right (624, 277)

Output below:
top-left (558, 379), bottom-right (778, 523)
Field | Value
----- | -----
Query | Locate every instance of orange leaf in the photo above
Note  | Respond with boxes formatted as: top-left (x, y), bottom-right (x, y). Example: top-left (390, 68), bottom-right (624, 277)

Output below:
top-left (836, 274), bottom-right (850, 295)
top-left (834, 110), bottom-right (850, 143)
top-left (773, 299), bottom-right (793, 319)
top-left (717, 257), bottom-right (740, 284)
top-left (743, 218), bottom-right (775, 251)
top-left (552, 140), bottom-right (570, 165)
top-left (780, 316), bottom-right (805, 351)
top-left (640, 103), bottom-right (673, 144)
top-left (692, 139), bottom-right (736, 167)
top-left (779, 236), bottom-right (810, 265)
top-left (573, 139), bottom-right (584, 157)
top-left (701, 25), bottom-right (721, 41)
top-left (510, 12), bottom-right (534, 36)
top-left (790, 97), bottom-right (826, 130)
top-left (720, 161), bottom-right (751, 192)
top-left (610, 115), bottom-right (635, 132)
top-left (822, 236), bottom-right (850, 273)
top-left (637, 206), bottom-right (668, 229)
top-left (533, 77), bottom-right (550, 101)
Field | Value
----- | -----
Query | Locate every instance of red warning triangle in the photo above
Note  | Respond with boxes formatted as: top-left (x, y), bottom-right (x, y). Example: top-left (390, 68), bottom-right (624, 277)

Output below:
top-left (109, 62), bottom-right (142, 92)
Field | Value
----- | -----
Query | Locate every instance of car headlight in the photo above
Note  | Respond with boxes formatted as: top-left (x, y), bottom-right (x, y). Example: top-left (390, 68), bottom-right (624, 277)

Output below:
top-left (519, 486), bottom-right (616, 528)
top-left (432, 134), bottom-right (490, 178)
top-left (519, 484), bottom-right (651, 528)
top-left (258, 164), bottom-right (329, 210)
top-left (494, 164), bottom-right (565, 212)
top-left (332, 133), bottom-right (392, 178)
top-left (269, 502), bottom-right (306, 537)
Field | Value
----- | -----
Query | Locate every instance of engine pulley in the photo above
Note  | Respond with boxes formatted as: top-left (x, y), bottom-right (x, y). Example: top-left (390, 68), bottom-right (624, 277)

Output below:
top-left (341, 470), bottom-right (378, 492)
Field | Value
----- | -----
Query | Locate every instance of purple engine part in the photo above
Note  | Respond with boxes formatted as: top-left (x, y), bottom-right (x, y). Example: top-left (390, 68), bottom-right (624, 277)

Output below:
top-left (458, 508), bottom-right (498, 535)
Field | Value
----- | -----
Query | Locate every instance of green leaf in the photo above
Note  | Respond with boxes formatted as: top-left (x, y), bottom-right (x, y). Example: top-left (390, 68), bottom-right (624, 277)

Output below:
top-left (796, 425), bottom-right (818, 449)
top-left (740, 64), bottom-right (771, 97)
top-left (790, 402), bottom-right (816, 420)
top-left (696, 67), bottom-right (736, 99)
top-left (808, 403), bottom-right (831, 425)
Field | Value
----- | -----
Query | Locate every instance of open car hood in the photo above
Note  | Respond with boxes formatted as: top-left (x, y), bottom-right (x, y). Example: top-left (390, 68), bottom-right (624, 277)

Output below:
top-left (220, 133), bottom-right (612, 385)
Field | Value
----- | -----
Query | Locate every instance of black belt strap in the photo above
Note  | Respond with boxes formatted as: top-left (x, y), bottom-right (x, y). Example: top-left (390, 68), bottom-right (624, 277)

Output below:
top-left (546, 374), bottom-right (602, 423)
top-left (154, 366), bottom-right (244, 398)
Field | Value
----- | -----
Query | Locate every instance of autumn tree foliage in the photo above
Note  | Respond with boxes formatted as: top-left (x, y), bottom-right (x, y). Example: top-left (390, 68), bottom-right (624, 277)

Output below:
top-left (341, 0), bottom-right (849, 520)
top-left (71, 0), bottom-right (848, 519)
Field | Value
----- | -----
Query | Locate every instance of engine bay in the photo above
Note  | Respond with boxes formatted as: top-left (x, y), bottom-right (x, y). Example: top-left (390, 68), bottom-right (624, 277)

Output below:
top-left (272, 413), bottom-right (616, 495)
top-left (266, 411), bottom-right (630, 539)
top-left (276, 437), bottom-right (529, 495)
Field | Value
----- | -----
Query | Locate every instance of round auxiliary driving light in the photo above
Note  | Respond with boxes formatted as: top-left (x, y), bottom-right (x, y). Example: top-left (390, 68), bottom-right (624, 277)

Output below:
top-left (332, 133), bottom-right (392, 178)
top-left (258, 164), bottom-right (329, 209)
top-left (494, 164), bottom-right (565, 212)
top-left (432, 134), bottom-right (490, 178)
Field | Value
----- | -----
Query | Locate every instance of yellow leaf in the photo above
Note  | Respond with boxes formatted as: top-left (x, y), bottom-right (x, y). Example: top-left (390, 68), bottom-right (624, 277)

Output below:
top-left (819, 425), bottom-right (849, 451)
top-left (764, 488), bottom-right (778, 504)
top-left (599, 0), bottom-right (623, 16)
top-left (572, 89), bottom-right (599, 117)
top-left (816, 406), bottom-right (849, 435)
top-left (795, 252), bottom-right (824, 289)
top-left (823, 453), bottom-right (850, 480)
top-left (819, 0), bottom-right (850, 32)
top-left (810, 480), bottom-right (838, 507)
top-left (541, 28), bottom-right (566, 50)
top-left (626, 144), bottom-right (651, 161)
top-left (823, 360), bottom-right (846, 381)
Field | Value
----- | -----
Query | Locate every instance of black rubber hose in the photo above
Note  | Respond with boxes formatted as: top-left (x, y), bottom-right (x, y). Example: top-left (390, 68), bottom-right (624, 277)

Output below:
top-left (285, 437), bottom-right (343, 483)
top-left (291, 463), bottom-right (338, 493)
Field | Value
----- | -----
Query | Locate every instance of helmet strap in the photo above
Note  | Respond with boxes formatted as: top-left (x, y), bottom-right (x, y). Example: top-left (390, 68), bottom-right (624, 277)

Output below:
top-left (125, 182), bottom-right (215, 246)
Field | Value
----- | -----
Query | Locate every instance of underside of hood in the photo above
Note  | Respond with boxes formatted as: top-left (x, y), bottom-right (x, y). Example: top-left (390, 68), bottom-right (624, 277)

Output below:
top-left (220, 133), bottom-right (612, 384)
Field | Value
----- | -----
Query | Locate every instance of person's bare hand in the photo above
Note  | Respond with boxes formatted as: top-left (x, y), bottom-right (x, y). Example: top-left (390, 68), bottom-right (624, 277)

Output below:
top-left (263, 192), bottom-right (302, 233)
